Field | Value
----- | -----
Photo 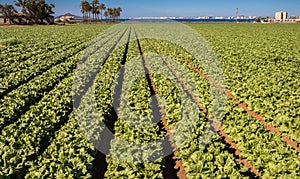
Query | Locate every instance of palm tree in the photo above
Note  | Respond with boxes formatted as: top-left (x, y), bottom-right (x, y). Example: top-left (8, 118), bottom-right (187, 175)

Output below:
top-left (99, 3), bottom-right (105, 21)
top-left (80, 0), bottom-right (86, 21)
top-left (87, 3), bottom-right (91, 23)
top-left (104, 10), bottom-right (108, 22)
top-left (116, 7), bottom-right (122, 21)
top-left (107, 7), bottom-right (122, 22)
top-left (95, 7), bottom-right (100, 22)
top-left (106, 8), bottom-right (113, 21)
top-left (112, 8), bottom-right (117, 21)
top-left (91, 0), bottom-right (99, 22)
top-left (80, 0), bottom-right (90, 23)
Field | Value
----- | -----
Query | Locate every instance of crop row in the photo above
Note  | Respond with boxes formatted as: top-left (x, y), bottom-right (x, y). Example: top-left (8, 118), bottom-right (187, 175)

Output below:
top-left (0, 50), bottom-right (82, 131)
top-left (92, 26), bottom-right (254, 178)
top-left (24, 113), bottom-right (95, 179)
top-left (0, 25), bottom-right (119, 178)
top-left (189, 24), bottom-right (300, 144)
top-left (73, 24), bottom-right (129, 105)
top-left (137, 38), bottom-right (252, 178)
top-left (0, 26), bottom-right (121, 80)
top-left (138, 37), bottom-right (300, 178)
top-left (1, 23), bottom-right (298, 178)
top-left (0, 27), bottom-right (123, 102)
top-left (0, 25), bottom-right (111, 67)
top-left (0, 24), bottom-right (115, 177)
top-left (0, 34), bottom-right (93, 77)
top-left (73, 26), bottom-right (142, 178)
top-left (90, 29), bottom-right (166, 178)
top-left (0, 34), bottom-right (86, 70)
top-left (106, 41), bottom-right (165, 178)
top-left (0, 39), bottom-right (88, 99)
top-left (0, 53), bottom-right (81, 176)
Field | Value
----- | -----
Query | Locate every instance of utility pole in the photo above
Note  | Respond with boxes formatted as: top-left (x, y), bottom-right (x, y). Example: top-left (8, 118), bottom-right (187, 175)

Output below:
top-left (236, 8), bottom-right (239, 23)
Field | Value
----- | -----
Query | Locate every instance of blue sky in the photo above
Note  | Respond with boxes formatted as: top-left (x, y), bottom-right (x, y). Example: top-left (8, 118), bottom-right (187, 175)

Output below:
top-left (1, 0), bottom-right (300, 17)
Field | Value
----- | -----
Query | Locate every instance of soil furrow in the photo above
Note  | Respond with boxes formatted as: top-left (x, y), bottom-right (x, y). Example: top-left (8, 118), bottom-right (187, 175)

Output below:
top-left (92, 28), bottom-right (131, 179)
top-left (136, 33), bottom-right (187, 179)
top-left (145, 39), bottom-right (259, 177)
top-left (73, 28), bottom-right (128, 109)
top-left (182, 58), bottom-right (300, 152)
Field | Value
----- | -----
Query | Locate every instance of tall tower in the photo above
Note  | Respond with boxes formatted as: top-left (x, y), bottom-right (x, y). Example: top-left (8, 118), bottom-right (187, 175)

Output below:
top-left (236, 8), bottom-right (239, 23)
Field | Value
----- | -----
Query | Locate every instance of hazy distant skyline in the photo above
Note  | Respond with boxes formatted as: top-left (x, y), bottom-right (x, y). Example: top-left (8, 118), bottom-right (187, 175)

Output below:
top-left (1, 0), bottom-right (300, 17)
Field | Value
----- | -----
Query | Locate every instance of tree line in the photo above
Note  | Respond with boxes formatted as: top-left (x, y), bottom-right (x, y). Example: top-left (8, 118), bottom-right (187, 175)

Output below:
top-left (0, 0), bottom-right (55, 24)
top-left (80, 0), bottom-right (122, 22)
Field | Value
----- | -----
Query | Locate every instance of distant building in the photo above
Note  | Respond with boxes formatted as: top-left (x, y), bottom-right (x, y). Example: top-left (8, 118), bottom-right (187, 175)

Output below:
top-left (0, 13), bottom-right (26, 24)
top-left (196, 16), bottom-right (212, 19)
top-left (215, 16), bottom-right (224, 19)
top-left (0, 16), bottom-right (8, 24)
top-left (55, 13), bottom-right (82, 21)
top-left (275, 11), bottom-right (288, 21)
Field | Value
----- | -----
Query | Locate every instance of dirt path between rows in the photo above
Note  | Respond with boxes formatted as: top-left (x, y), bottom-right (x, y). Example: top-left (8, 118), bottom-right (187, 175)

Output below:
top-left (146, 39), bottom-right (259, 177)
top-left (183, 59), bottom-right (300, 153)
top-left (136, 34), bottom-right (188, 179)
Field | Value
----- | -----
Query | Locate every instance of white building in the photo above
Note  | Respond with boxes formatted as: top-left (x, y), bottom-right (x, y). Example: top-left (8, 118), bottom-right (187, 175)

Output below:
top-left (275, 11), bottom-right (288, 21)
top-left (196, 16), bottom-right (212, 19)
top-left (0, 16), bottom-right (8, 24)
top-left (215, 16), bottom-right (224, 19)
top-left (55, 13), bottom-right (80, 21)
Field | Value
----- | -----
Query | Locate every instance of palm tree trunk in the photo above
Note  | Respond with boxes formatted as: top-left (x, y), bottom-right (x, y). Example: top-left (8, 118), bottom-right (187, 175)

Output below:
top-left (86, 12), bottom-right (88, 23)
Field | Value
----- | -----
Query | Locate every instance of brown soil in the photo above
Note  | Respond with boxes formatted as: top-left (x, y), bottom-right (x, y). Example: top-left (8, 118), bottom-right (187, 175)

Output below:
top-left (172, 64), bottom-right (259, 176)
top-left (92, 32), bottom-right (131, 179)
top-left (218, 126), bottom-right (259, 175)
top-left (283, 136), bottom-right (300, 153)
top-left (175, 160), bottom-right (188, 179)
top-left (146, 39), bottom-right (258, 177)
top-left (0, 25), bottom-right (24, 28)
top-left (137, 36), bottom-right (188, 179)
top-left (181, 57), bottom-right (300, 153)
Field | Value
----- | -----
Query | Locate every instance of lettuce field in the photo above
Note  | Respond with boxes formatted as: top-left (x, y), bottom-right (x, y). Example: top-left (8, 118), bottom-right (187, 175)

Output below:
top-left (0, 23), bottom-right (299, 178)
